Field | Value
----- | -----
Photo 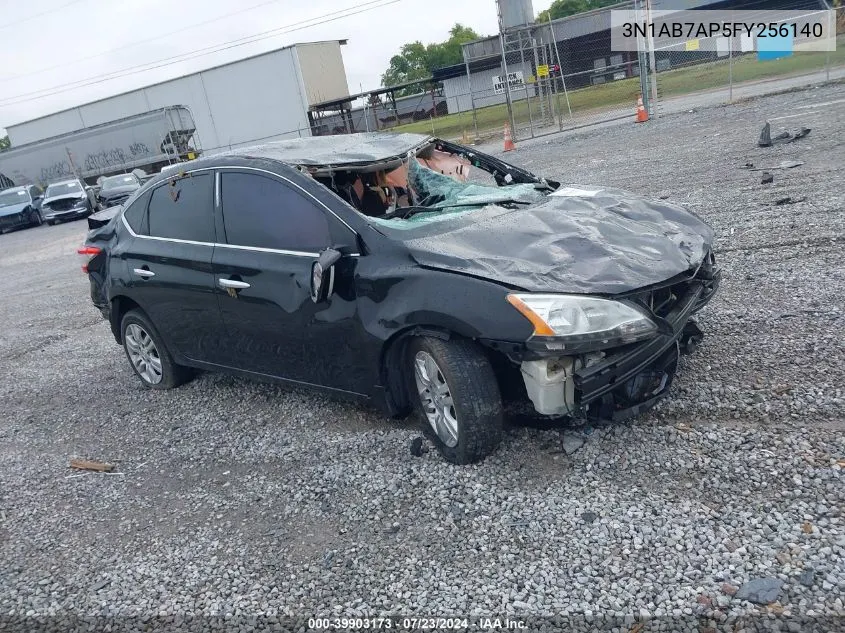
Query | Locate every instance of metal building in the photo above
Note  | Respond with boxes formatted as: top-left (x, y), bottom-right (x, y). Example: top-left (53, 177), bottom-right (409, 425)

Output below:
top-left (4, 41), bottom-right (351, 154)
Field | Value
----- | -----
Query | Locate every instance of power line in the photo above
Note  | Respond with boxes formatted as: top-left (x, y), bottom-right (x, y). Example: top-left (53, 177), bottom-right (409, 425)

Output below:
top-left (0, 0), bottom-right (403, 107)
top-left (0, 0), bottom-right (87, 31)
top-left (1, 0), bottom-right (287, 84)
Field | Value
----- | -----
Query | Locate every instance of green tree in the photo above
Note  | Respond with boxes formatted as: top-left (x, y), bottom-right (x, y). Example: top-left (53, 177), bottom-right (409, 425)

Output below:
top-left (537, 0), bottom-right (617, 22)
top-left (0, 135), bottom-right (9, 151)
top-left (381, 24), bottom-right (481, 94)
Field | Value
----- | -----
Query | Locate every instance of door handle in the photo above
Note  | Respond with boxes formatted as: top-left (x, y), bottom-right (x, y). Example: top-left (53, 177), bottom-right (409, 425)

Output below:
top-left (218, 278), bottom-right (250, 290)
top-left (133, 268), bottom-right (155, 278)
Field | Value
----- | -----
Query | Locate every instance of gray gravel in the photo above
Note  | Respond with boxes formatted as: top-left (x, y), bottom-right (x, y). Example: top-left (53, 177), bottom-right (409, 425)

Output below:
top-left (1, 83), bottom-right (844, 631)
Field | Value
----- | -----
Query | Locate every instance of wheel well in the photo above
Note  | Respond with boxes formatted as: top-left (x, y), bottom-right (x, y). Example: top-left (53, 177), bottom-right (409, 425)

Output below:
top-left (109, 296), bottom-right (144, 343)
top-left (379, 326), bottom-right (518, 416)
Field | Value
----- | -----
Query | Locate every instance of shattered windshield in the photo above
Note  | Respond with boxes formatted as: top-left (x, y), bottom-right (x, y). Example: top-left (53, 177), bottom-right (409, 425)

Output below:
top-left (370, 160), bottom-right (547, 230)
top-left (0, 189), bottom-right (29, 208)
top-left (312, 140), bottom-right (555, 232)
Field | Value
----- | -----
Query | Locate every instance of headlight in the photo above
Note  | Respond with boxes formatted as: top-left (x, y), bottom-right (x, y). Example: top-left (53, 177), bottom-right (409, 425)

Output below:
top-left (73, 198), bottom-right (88, 208)
top-left (507, 293), bottom-right (657, 348)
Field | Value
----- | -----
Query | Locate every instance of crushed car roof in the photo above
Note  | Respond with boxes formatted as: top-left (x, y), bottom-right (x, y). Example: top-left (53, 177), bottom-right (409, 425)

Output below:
top-left (205, 132), bottom-right (433, 168)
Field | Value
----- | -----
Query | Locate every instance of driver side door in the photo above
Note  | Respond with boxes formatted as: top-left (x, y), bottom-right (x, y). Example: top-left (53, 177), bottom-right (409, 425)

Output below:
top-left (211, 168), bottom-right (365, 394)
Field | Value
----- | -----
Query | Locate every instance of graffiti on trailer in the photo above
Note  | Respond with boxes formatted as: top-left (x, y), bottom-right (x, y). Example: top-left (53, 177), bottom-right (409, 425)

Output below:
top-left (84, 147), bottom-right (127, 172)
top-left (129, 142), bottom-right (151, 158)
top-left (40, 160), bottom-right (74, 183)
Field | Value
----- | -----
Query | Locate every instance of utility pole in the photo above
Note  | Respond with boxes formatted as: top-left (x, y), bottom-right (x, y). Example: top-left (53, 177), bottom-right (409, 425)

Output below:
top-left (496, 0), bottom-right (516, 136)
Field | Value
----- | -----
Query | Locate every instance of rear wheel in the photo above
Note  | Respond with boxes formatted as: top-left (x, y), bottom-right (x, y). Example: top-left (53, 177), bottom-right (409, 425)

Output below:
top-left (407, 336), bottom-right (503, 464)
top-left (120, 309), bottom-right (191, 389)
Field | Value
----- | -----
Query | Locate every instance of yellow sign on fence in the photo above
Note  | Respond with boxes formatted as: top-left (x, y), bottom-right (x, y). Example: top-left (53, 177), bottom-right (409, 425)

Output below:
top-left (685, 39), bottom-right (700, 51)
top-left (537, 64), bottom-right (550, 77)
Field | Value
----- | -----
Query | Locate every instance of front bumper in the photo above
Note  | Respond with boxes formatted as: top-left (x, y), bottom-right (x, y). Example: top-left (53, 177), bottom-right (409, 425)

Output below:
top-left (483, 264), bottom-right (721, 421)
top-left (0, 212), bottom-right (31, 231)
top-left (574, 281), bottom-right (710, 421)
top-left (43, 206), bottom-right (89, 221)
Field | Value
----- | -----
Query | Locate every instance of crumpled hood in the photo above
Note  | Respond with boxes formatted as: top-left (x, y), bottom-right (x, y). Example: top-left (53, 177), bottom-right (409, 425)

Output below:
top-left (0, 201), bottom-right (30, 217)
top-left (43, 193), bottom-right (85, 206)
top-left (402, 186), bottom-right (715, 294)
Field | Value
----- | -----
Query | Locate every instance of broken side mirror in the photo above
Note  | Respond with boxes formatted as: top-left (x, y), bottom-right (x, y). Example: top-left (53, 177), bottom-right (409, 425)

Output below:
top-left (310, 247), bottom-right (342, 303)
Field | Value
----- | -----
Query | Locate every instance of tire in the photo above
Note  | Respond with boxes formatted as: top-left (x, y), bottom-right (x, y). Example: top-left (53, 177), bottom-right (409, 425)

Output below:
top-left (46, 220), bottom-right (55, 226)
top-left (120, 309), bottom-right (192, 389)
top-left (407, 336), bottom-right (503, 464)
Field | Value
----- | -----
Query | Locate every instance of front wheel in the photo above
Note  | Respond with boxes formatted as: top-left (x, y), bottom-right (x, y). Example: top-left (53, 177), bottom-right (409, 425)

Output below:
top-left (407, 336), bottom-right (504, 464)
top-left (121, 309), bottom-right (192, 389)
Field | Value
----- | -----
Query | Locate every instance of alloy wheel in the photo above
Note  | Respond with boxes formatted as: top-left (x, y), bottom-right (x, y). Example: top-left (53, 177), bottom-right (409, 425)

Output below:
top-left (414, 351), bottom-right (459, 448)
top-left (125, 323), bottom-right (163, 384)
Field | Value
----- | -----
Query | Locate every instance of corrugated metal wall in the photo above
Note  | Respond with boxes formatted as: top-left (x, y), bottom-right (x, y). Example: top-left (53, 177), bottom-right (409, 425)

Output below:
top-left (6, 44), bottom-right (350, 152)
top-left (295, 42), bottom-right (351, 107)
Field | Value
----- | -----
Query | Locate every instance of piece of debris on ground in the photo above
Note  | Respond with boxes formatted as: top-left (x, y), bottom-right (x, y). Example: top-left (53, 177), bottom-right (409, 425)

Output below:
top-left (69, 458), bottom-right (115, 472)
top-left (758, 121), bottom-right (811, 147)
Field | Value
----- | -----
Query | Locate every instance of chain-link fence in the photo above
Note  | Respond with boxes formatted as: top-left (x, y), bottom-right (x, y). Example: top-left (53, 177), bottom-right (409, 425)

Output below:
top-left (654, 3), bottom-right (844, 114)
top-left (444, 16), bottom-right (649, 143)
top-left (316, 4), bottom-right (844, 145)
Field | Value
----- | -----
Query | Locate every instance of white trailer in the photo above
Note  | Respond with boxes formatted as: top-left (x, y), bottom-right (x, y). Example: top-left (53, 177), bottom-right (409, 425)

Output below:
top-left (4, 41), bottom-right (351, 171)
top-left (0, 107), bottom-right (199, 188)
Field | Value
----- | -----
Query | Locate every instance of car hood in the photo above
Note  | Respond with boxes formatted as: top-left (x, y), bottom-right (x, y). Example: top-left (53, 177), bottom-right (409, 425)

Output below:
top-left (0, 201), bottom-right (30, 217)
top-left (401, 186), bottom-right (715, 295)
top-left (99, 185), bottom-right (138, 197)
top-left (43, 193), bottom-right (85, 205)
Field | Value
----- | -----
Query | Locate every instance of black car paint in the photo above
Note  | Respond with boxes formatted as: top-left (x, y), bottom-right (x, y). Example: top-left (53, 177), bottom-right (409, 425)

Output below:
top-left (83, 142), bottom-right (718, 420)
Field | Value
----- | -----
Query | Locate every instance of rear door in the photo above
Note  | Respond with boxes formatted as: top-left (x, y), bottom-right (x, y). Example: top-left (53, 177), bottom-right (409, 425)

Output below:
top-left (120, 170), bottom-right (226, 362)
top-left (211, 168), bottom-right (364, 393)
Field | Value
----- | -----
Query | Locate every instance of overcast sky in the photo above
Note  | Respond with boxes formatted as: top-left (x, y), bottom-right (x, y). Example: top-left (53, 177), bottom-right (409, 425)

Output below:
top-left (0, 0), bottom-right (553, 136)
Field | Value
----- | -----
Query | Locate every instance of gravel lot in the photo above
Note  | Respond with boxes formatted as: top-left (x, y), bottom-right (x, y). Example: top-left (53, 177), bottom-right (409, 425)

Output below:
top-left (1, 83), bottom-right (843, 632)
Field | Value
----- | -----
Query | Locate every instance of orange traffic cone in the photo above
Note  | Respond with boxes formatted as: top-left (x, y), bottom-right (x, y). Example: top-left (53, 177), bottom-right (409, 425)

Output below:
top-left (503, 123), bottom-right (516, 151)
top-left (636, 94), bottom-right (649, 123)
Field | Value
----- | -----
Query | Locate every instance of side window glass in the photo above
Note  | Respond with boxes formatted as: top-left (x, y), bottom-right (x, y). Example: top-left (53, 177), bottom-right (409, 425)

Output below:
top-left (147, 174), bottom-right (214, 242)
top-left (220, 172), bottom-right (331, 251)
top-left (123, 189), bottom-right (152, 235)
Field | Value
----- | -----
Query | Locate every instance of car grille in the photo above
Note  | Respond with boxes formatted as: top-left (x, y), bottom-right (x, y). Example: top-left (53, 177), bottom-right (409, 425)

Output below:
top-left (630, 250), bottom-right (720, 321)
top-left (45, 199), bottom-right (80, 212)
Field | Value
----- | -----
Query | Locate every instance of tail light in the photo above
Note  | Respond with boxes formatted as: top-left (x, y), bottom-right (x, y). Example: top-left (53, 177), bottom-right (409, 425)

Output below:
top-left (77, 245), bottom-right (102, 273)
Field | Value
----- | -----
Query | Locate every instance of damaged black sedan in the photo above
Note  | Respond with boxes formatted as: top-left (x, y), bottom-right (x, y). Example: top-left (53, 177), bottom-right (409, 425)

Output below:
top-left (80, 133), bottom-right (719, 464)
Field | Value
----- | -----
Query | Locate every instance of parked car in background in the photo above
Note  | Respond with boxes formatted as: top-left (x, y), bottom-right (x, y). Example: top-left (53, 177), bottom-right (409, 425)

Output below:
top-left (0, 185), bottom-right (44, 233)
top-left (41, 179), bottom-right (95, 225)
top-left (87, 205), bottom-right (122, 230)
top-left (80, 133), bottom-right (719, 464)
top-left (97, 173), bottom-right (141, 208)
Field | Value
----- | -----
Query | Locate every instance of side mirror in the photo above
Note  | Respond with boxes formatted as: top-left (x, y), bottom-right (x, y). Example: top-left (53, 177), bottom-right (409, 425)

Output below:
top-left (310, 248), bottom-right (342, 303)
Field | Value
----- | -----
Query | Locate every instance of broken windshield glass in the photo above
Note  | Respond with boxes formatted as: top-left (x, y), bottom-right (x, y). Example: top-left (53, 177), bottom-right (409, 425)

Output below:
top-left (370, 160), bottom-right (547, 229)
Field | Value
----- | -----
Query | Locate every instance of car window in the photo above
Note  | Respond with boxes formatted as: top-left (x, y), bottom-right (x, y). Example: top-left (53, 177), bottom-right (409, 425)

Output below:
top-left (220, 172), bottom-right (331, 252)
top-left (123, 189), bottom-right (152, 235)
top-left (147, 174), bottom-right (214, 242)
